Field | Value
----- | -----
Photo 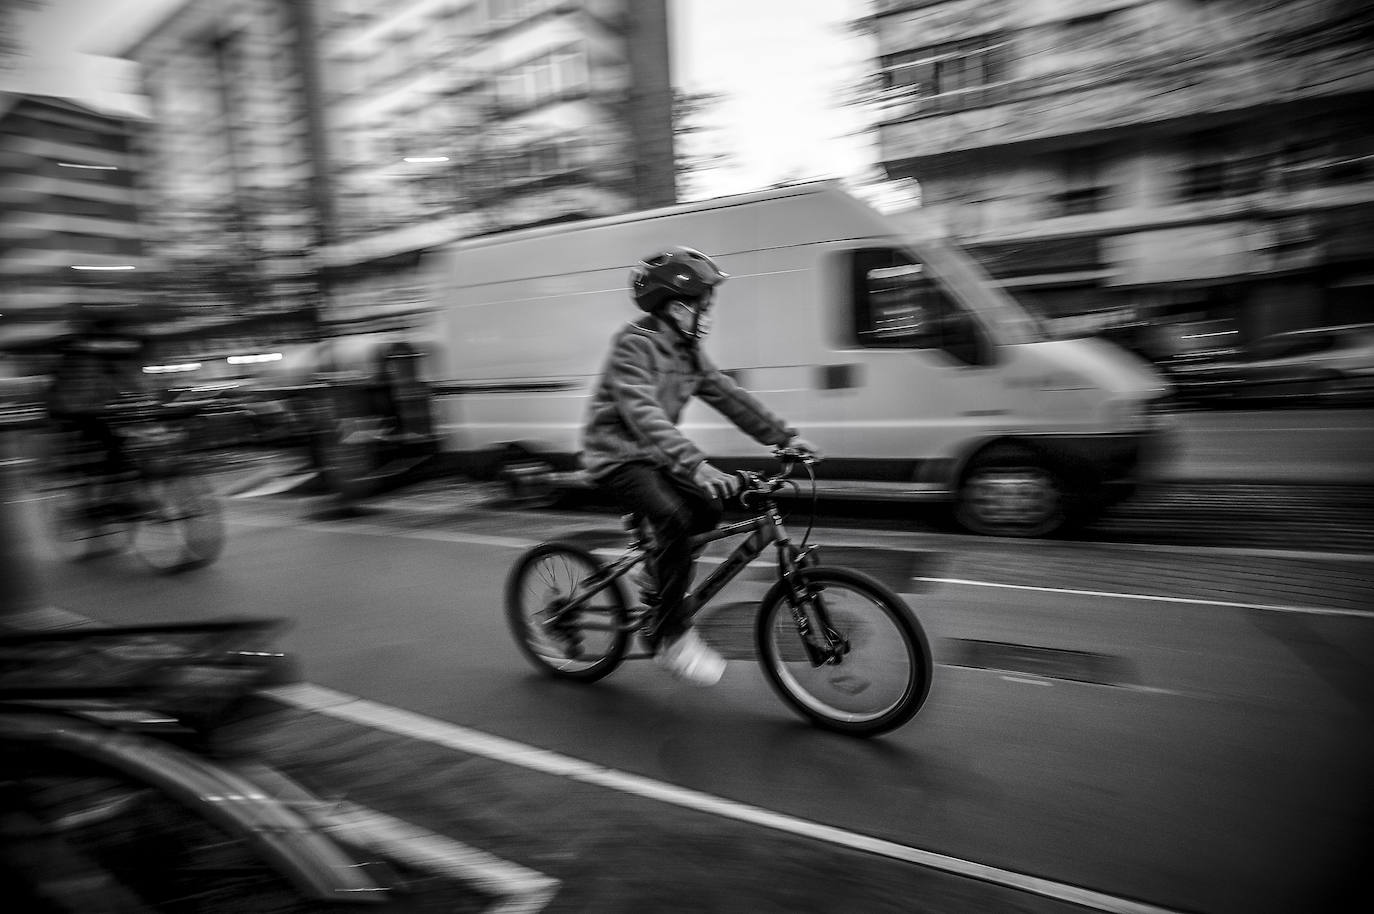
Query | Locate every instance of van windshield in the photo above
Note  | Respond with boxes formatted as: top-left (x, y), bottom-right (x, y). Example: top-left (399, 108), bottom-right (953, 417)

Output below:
top-left (909, 236), bottom-right (1049, 345)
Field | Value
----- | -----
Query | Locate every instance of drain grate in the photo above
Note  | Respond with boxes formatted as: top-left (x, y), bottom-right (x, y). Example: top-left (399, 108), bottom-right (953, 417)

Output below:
top-left (941, 639), bottom-right (1137, 687)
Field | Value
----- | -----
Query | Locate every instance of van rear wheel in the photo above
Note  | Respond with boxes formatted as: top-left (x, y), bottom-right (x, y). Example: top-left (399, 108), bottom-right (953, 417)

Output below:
top-left (955, 447), bottom-right (1065, 537)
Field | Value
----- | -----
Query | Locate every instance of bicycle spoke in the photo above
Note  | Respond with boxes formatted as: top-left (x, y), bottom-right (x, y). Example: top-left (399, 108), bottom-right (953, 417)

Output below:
top-left (506, 543), bottom-right (629, 681)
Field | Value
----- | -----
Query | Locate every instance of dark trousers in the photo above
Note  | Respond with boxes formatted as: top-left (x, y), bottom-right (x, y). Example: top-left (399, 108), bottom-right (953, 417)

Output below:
top-left (58, 416), bottom-right (129, 477)
top-left (599, 462), bottom-right (722, 641)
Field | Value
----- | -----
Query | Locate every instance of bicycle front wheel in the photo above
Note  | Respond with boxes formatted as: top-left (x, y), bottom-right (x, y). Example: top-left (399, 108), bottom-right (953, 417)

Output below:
top-left (756, 566), bottom-right (932, 736)
top-left (505, 542), bottom-right (629, 682)
top-left (133, 476), bottom-right (225, 573)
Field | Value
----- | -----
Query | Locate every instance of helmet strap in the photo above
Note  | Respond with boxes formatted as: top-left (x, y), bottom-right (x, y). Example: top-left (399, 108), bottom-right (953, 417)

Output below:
top-left (664, 300), bottom-right (703, 346)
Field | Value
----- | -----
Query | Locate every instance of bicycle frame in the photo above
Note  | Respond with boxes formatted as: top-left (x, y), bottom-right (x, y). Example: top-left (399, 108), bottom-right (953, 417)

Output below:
top-left (550, 497), bottom-right (838, 662)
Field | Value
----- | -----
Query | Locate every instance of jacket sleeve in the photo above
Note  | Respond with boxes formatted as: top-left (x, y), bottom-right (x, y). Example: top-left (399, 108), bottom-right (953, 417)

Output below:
top-left (606, 333), bottom-right (710, 475)
top-left (694, 352), bottom-right (796, 447)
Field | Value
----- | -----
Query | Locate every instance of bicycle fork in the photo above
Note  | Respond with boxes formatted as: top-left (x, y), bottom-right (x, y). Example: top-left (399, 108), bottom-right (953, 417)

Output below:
top-left (778, 548), bottom-right (849, 667)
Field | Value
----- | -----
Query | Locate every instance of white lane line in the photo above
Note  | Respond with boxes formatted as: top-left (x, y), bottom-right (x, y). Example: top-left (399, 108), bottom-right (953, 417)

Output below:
top-left (237, 758), bottom-right (557, 913)
top-left (266, 682), bottom-right (1186, 914)
top-left (916, 576), bottom-right (1373, 619)
top-left (229, 515), bottom-right (536, 550)
top-left (325, 802), bottom-right (559, 914)
top-left (229, 503), bottom-right (1374, 565)
top-left (229, 517), bottom-right (1370, 620)
top-left (1001, 676), bottom-right (1053, 687)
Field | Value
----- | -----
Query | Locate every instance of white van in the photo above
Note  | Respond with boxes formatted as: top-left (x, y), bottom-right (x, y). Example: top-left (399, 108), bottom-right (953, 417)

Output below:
top-left (426, 182), bottom-right (1172, 536)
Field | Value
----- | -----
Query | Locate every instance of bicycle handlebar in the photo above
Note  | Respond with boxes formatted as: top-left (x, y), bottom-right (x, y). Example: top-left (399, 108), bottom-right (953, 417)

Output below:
top-left (733, 448), bottom-right (821, 499)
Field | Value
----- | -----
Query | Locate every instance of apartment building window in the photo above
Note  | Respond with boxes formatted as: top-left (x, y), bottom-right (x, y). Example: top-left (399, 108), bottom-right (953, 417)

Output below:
top-left (882, 35), bottom-right (1007, 100)
top-left (555, 49), bottom-right (587, 95)
top-left (1180, 130), bottom-right (1263, 201)
top-left (497, 46), bottom-right (588, 113)
top-left (1050, 147), bottom-right (1108, 216)
top-left (1276, 117), bottom-right (1374, 191)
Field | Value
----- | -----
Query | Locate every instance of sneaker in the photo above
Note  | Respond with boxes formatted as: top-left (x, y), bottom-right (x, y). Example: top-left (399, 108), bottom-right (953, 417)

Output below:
top-left (654, 629), bottom-right (726, 687)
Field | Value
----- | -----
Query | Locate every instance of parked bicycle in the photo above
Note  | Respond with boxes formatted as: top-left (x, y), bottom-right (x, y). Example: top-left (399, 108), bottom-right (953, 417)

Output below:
top-left (40, 398), bottom-right (225, 573)
top-left (505, 450), bottom-right (933, 736)
top-left (0, 618), bottom-right (389, 910)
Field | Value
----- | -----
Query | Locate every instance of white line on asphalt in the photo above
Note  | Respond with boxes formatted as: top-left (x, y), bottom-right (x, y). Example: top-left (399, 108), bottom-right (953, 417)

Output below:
top-left (266, 682), bottom-right (1187, 914)
top-left (229, 516), bottom-right (1369, 620)
top-left (1001, 676), bottom-right (1053, 687)
top-left (324, 802), bottom-right (559, 914)
top-left (228, 505), bottom-right (1374, 565)
top-left (916, 576), bottom-right (1373, 619)
top-left (230, 515), bottom-right (537, 549)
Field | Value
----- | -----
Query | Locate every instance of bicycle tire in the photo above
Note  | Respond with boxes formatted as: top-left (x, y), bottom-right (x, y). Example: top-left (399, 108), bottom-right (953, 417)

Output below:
top-left (505, 542), bottom-right (630, 682)
top-left (755, 566), bottom-right (932, 736)
top-left (133, 475), bottom-right (225, 573)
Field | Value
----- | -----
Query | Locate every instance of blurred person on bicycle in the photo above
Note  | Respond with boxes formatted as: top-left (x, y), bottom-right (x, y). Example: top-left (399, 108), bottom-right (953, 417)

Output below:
top-left (44, 314), bottom-right (149, 503)
top-left (581, 246), bottom-right (820, 686)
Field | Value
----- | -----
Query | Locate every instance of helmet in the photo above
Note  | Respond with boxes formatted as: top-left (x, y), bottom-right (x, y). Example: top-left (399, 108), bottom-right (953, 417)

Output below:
top-left (629, 246), bottom-right (728, 313)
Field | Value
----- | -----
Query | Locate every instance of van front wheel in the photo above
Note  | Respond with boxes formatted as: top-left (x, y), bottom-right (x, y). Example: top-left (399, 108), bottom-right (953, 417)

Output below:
top-left (955, 448), bottom-right (1065, 537)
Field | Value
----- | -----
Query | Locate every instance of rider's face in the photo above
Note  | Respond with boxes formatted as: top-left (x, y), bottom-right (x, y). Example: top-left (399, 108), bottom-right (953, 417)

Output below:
top-left (671, 291), bottom-right (714, 340)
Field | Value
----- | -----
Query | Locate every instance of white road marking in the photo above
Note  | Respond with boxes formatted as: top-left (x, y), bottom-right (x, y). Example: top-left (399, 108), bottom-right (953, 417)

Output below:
top-left (267, 683), bottom-right (1186, 914)
top-left (324, 802), bottom-right (559, 914)
top-left (1001, 675), bottom-right (1053, 687)
top-left (227, 516), bottom-right (1371, 620)
top-left (916, 576), bottom-right (1373, 619)
top-left (230, 515), bottom-right (536, 550)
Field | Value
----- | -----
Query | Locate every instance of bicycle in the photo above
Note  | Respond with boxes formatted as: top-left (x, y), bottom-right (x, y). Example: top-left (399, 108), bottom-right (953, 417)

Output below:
top-left (41, 398), bottom-right (226, 573)
top-left (505, 450), bottom-right (933, 736)
top-left (0, 618), bottom-right (390, 909)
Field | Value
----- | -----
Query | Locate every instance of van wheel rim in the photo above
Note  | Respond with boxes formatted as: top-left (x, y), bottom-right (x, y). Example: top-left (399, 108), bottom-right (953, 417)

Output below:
top-left (965, 468), bottom-right (1059, 531)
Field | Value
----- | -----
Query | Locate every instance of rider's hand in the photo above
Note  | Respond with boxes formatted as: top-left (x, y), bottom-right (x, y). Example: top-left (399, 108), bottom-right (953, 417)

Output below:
top-left (692, 460), bottom-right (740, 500)
top-left (784, 435), bottom-right (823, 461)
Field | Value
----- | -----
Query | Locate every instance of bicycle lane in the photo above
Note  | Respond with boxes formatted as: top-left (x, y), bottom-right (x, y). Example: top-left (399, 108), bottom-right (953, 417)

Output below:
top-left (25, 507), bottom-right (1106, 914)
top-left (30, 503), bottom-right (1374, 914)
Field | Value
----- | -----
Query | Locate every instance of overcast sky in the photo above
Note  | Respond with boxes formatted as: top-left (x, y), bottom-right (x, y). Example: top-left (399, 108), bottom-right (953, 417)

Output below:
top-left (3, 0), bottom-right (878, 194)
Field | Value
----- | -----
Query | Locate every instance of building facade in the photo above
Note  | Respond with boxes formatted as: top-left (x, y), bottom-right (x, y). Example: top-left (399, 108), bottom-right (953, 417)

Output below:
top-left (128, 0), bottom-right (675, 333)
top-left (0, 94), bottom-right (145, 350)
top-left (126, 0), bottom-right (326, 357)
top-left (868, 0), bottom-right (1374, 356)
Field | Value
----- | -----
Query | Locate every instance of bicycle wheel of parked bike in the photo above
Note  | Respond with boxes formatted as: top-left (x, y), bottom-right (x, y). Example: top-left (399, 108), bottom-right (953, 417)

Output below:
top-left (505, 542), bottom-right (629, 682)
top-left (133, 476), bottom-right (226, 573)
top-left (756, 566), bottom-right (932, 736)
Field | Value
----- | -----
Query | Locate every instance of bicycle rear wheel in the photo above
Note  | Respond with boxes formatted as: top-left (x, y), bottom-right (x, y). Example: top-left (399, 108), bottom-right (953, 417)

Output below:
top-left (133, 476), bottom-right (225, 573)
top-left (505, 542), bottom-right (629, 682)
top-left (756, 566), bottom-right (932, 736)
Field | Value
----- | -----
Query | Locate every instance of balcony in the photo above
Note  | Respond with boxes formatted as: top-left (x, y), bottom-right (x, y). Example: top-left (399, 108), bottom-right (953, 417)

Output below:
top-left (879, 32), bottom-right (1374, 163)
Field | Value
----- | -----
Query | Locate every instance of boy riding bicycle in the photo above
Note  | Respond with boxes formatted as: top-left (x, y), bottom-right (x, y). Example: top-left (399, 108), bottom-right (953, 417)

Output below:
top-left (581, 246), bottom-right (819, 686)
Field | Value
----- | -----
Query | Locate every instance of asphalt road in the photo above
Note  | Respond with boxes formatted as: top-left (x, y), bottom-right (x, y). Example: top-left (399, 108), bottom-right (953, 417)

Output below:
top-left (21, 483), bottom-right (1374, 914)
top-left (1152, 406), bottom-right (1374, 485)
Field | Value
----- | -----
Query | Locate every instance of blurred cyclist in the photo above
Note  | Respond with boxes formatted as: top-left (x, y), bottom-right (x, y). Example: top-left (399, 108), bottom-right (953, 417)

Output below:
top-left (44, 315), bottom-right (147, 491)
top-left (581, 246), bottom-right (819, 686)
